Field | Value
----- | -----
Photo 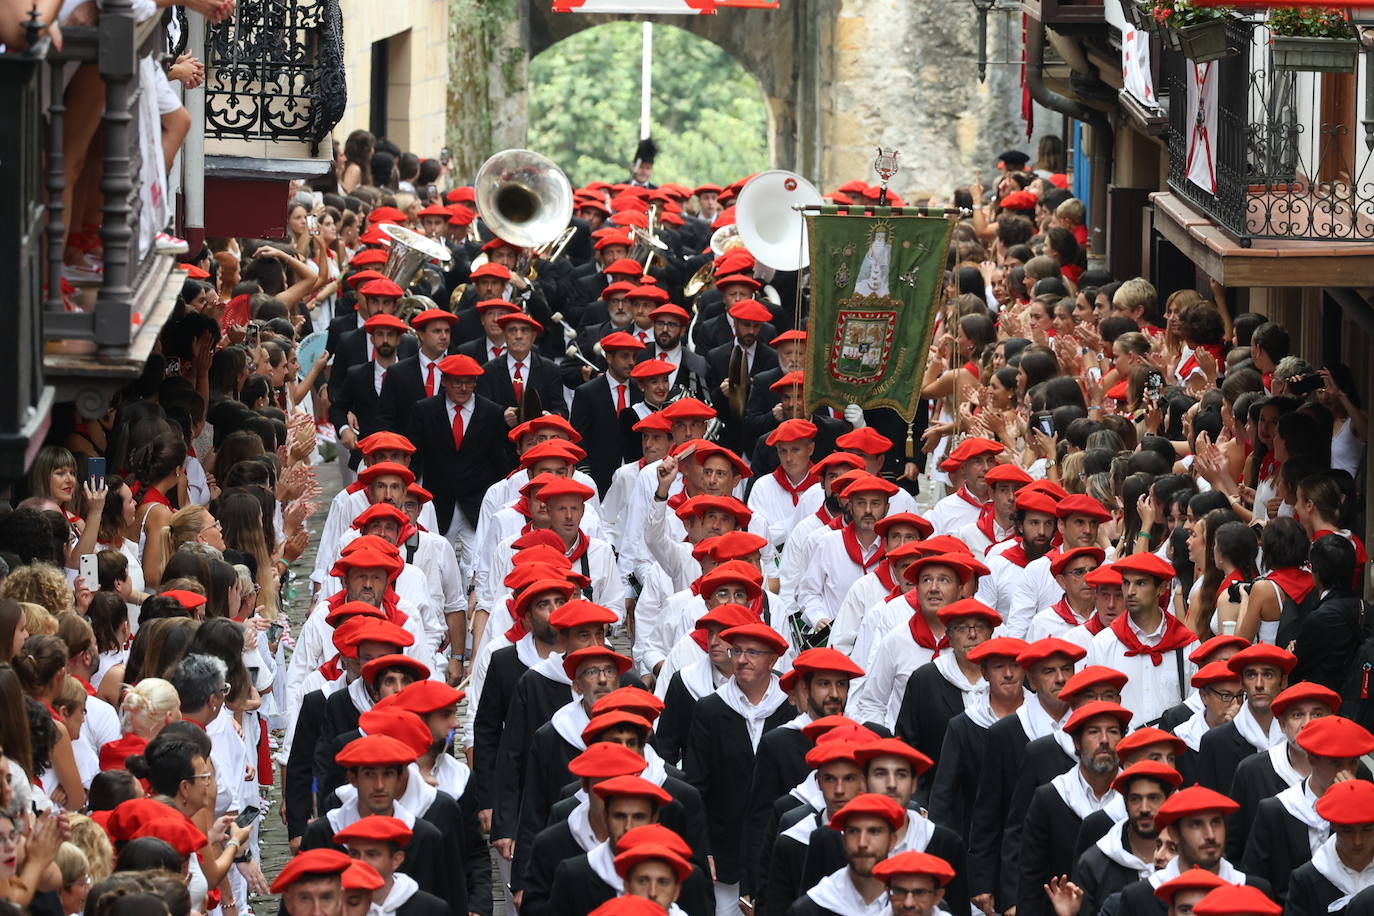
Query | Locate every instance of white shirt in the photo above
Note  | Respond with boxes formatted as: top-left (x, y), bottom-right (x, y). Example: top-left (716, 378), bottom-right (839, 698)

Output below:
top-left (747, 469), bottom-right (815, 549)
top-left (829, 567), bottom-right (896, 656)
top-left (1008, 554), bottom-right (1061, 639)
top-left (975, 541), bottom-right (1032, 620)
top-left (600, 461), bottom-right (642, 549)
top-left (1084, 613), bottom-right (1196, 724)
top-left (795, 527), bottom-right (882, 628)
top-left (641, 587), bottom-right (702, 677)
top-left (311, 487), bottom-right (439, 586)
top-left (506, 353), bottom-right (531, 387)
top-left (418, 353), bottom-right (443, 395)
top-left (927, 489), bottom-right (984, 537)
top-left (849, 624), bottom-right (950, 729)
top-left (956, 515), bottom-right (1013, 559)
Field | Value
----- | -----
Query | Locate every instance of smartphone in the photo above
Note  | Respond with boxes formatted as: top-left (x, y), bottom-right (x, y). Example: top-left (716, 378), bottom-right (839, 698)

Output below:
top-left (1226, 581), bottom-right (1253, 603)
top-left (1145, 370), bottom-right (1163, 401)
top-left (1289, 373), bottom-right (1324, 396)
top-left (307, 214), bottom-right (319, 237)
top-left (267, 623), bottom-right (283, 642)
top-left (1035, 414), bottom-right (1055, 437)
top-left (245, 322), bottom-right (260, 348)
top-left (79, 553), bottom-right (98, 585)
top-left (86, 456), bottom-right (106, 489)
top-left (235, 807), bottom-right (262, 828)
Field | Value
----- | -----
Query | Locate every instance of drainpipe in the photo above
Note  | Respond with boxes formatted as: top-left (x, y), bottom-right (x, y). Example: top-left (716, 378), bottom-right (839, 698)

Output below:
top-left (1024, 15), bottom-right (1112, 264)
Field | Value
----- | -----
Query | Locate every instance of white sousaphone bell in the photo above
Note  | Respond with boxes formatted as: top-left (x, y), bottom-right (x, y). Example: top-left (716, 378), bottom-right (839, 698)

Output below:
top-left (734, 169), bottom-right (823, 272)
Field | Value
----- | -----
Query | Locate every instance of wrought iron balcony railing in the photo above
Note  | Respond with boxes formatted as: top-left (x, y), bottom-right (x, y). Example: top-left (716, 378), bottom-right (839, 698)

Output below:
top-left (1165, 16), bottom-right (1374, 246)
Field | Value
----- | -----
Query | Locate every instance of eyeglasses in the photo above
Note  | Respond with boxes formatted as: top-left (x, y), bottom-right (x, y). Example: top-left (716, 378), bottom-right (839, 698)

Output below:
top-left (187, 771), bottom-right (214, 783)
top-left (578, 666), bottom-right (621, 680)
top-left (947, 622), bottom-right (992, 636)
top-left (1206, 687), bottom-right (1243, 704)
top-left (727, 647), bottom-right (774, 660)
top-left (442, 377), bottom-right (478, 388)
top-left (1061, 566), bottom-right (1091, 578)
top-left (888, 887), bottom-right (937, 902)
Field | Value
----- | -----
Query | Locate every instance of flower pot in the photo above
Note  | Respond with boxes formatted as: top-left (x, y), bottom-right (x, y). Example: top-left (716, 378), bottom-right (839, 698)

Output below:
top-left (1271, 35), bottom-right (1359, 73)
top-left (1173, 18), bottom-right (1237, 62)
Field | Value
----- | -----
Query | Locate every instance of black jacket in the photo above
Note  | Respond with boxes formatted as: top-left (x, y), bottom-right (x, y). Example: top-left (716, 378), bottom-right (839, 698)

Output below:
top-left (1071, 822), bottom-right (1150, 916)
top-left (470, 642), bottom-right (532, 811)
top-left (927, 710), bottom-right (991, 843)
top-left (405, 393), bottom-right (510, 533)
top-left (376, 352), bottom-right (445, 436)
top-left (1291, 587), bottom-right (1365, 692)
top-left (477, 351), bottom-right (568, 418)
top-left (1241, 795), bottom-right (1316, 903)
top-left (329, 359), bottom-right (388, 469)
top-left (1115, 871), bottom-right (1272, 916)
top-left (893, 663), bottom-right (967, 803)
top-left (490, 668), bottom-right (574, 842)
top-left (967, 711), bottom-right (1034, 903)
top-left (1195, 719), bottom-right (1260, 793)
top-left (1000, 734), bottom-right (1076, 908)
top-left (1018, 781), bottom-right (1092, 916)
top-left (1287, 861), bottom-right (1349, 916)
top-left (568, 374), bottom-right (640, 494)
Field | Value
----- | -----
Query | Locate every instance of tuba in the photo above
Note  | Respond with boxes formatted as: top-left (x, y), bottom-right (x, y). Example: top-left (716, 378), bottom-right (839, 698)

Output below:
top-left (735, 169), bottom-right (823, 272)
top-left (474, 149), bottom-right (575, 252)
top-left (380, 223), bottom-right (452, 289)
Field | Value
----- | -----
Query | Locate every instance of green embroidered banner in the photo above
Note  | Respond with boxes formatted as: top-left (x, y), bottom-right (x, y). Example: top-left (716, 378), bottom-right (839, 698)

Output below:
top-left (803, 212), bottom-right (954, 423)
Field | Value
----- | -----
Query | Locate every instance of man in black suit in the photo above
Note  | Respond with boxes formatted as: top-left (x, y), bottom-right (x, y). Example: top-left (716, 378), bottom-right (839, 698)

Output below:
top-left (707, 298), bottom-right (780, 454)
top-left (330, 313), bottom-right (410, 473)
top-left (377, 308), bottom-right (459, 437)
top-left (576, 257), bottom-right (647, 330)
top-left (329, 278), bottom-right (418, 461)
top-left (454, 298), bottom-right (517, 365)
top-left (477, 312), bottom-right (568, 424)
top-left (569, 330), bottom-right (645, 494)
top-left (637, 303), bottom-right (709, 397)
top-left (695, 274), bottom-right (778, 354)
top-left (560, 280), bottom-right (636, 391)
top-left (405, 354), bottom-right (510, 563)
top-left (747, 370), bottom-right (850, 476)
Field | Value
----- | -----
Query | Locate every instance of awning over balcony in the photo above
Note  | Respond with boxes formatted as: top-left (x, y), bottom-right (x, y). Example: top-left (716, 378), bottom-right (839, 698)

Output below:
top-left (1151, 191), bottom-right (1374, 288)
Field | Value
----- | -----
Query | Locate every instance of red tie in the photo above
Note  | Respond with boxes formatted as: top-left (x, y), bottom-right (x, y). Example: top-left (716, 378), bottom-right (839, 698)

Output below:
top-left (513, 361), bottom-right (524, 401)
top-left (637, 330), bottom-right (649, 343)
top-left (451, 405), bottom-right (464, 450)
top-left (616, 383), bottom-right (627, 411)
top-left (492, 345), bottom-right (504, 359)
top-left (424, 361), bottom-right (435, 398)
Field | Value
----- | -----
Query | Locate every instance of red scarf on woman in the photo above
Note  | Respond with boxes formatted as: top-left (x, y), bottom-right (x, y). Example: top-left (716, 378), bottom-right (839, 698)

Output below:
top-left (1108, 611), bottom-right (1197, 665)
top-left (1267, 567), bottom-right (1314, 605)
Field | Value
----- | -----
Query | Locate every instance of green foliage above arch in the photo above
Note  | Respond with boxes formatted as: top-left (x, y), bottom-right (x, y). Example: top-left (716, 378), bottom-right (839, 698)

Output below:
top-left (528, 21), bottom-right (769, 188)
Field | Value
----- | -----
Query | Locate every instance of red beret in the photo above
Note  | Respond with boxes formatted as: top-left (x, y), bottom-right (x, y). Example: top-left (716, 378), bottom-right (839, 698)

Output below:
top-left (1111, 760), bottom-right (1183, 794)
top-left (324, 600), bottom-right (386, 627)
top-left (512, 579), bottom-right (576, 618)
top-left (903, 553), bottom-right (977, 588)
top-left (590, 774), bottom-right (672, 806)
top-left (351, 502), bottom-right (408, 531)
top-left (1062, 700), bottom-right (1133, 734)
top-left (1016, 637), bottom-right (1087, 669)
top-left (582, 710), bottom-right (654, 745)
top-left (872, 850), bottom-right (957, 886)
top-left (790, 647), bottom-right (865, 679)
top-left (1112, 552), bottom-right (1177, 581)
top-left (1060, 665), bottom-right (1130, 701)
top-left (410, 308), bottom-right (460, 329)
top-left (446, 205), bottom-right (477, 227)
top-left (549, 599), bottom-right (618, 630)
top-left (416, 203), bottom-right (451, 220)
top-left (587, 896), bottom-right (673, 916)
top-left (360, 654), bottom-right (430, 685)
top-left (798, 715), bottom-right (859, 742)
top-left (1154, 785), bottom-right (1240, 829)
top-left (341, 860), bottom-right (384, 892)
top-left (445, 187), bottom-right (477, 205)
top-left (1051, 546), bottom-right (1106, 576)
top-left (1190, 634), bottom-right (1250, 665)
top-left (1316, 779), bottom-right (1374, 825)
top-left (969, 637), bottom-right (1030, 664)
top-left (1085, 564), bottom-right (1123, 588)
top-left (841, 473), bottom-right (900, 498)
top-left (721, 623), bottom-right (788, 655)
top-left (936, 597), bottom-right (1002, 627)
top-left (999, 190), bottom-right (1040, 211)
top-left (568, 742), bottom-right (648, 779)
top-left (765, 419), bottom-right (818, 445)
top-left (694, 603), bottom-right (759, 633)
top-left (769, 370), bottom-right (805, 391)
top-left (698, 558), bottom-right (763, 589)
top-left (727, 300), bottom-right (772, 323)
top-left (804, 741), bottom-right (861, 769)
top-left (356, 461), bottom-right (416, 488)
top-left (335, 735), bottom-right (418, 769)
top-left (771, 329), bottom-right (806, 347)
top-left (358, 706), bottom-right (431, 756)
top-left (1115, 726), bottom-right (1187, 759)
top-left (1056, 494), bottom-right (1112, 522)
top-left (630, 360), bottom-right (676, 382)
top-left (618, 824), bottom-right (692, 859)
top-left (270, 848), bottom-right (353, 894)
top-left (1153, 867), bottom-right (1228, 905)
top-left (1193, 884), bottom-right (1282, 916)
top-left (604, 258), bottom-right (644, 276)
top-left (497, 312), bottom-right (543, 333)
top-left (357, 432), bottom-right (416, 455)
top-left (612, 843), bottom-right (692, 883)
top-left (161, 589), bottom-right (206, 610)
top-left (591, 686), bottom-right (665, 722)
top-left (692, 442), bottom-right (751, 479)
top-left (367, 206), bottom-right (407, 225)
top-left (98, 733), bottom-right (147, 772)
top-left (332, 815), bottom-right (413, 848)
top-left (1227, 643), bottom-right (1298, 677)
top-left (1192, 660), bottom-right (1241, 688)
top-left (1272, 681), bottom-right (1341, 717)
top-left (474, 297), bottom-right (518, 313)
top-left (1015, 490), bottom-right (1061, 516)
top-left (562, 646), bottom-right (633, 681)
top-left (591, 228), bottom-right (628, 246)
top-left (828, 793), bottom-right (907, 831)
top-left (439, 354), bottom-right (489, 376)
top-left (349, 249), bottom-right (388, 268)
top-left (949, 437), bottom-right (1005, 461)
top-left (627, 284), bottom-right (671, 305)
top-left (125, 818), bottom-right (203, 857)
top-left (391, 680), bottom-right (466, 715)
top-left (984, 463), bottom-right (1033, 485)
top-left (1296, 715), bottom-right (1374, 759)
top-left (600, 281), bottom-right (635, 301)
top-left (347, 269), bottom-right (385, 289)
top-left (836, 427), bottom-right (893, 455)
top-left (359, 278), bottom-right (403, 299)
top-left (469, 263), bottom-right (512, 281)
top-left (600, 331), bottom-right (647, 352)
top-left (874, 513), bottom-right (935, 539)
top-left (648, 303), bottom-right (692, 323)
top-left (717, 274), bottom-right (763, 293)
top-left (660, 398), bottom-right (716, 421)
top-left (535, 478), bottom-right (596, 503)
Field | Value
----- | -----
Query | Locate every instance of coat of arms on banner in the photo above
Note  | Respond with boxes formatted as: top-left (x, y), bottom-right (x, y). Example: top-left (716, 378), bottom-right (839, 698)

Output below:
top-left (832, 310), bottom-right (897, 383)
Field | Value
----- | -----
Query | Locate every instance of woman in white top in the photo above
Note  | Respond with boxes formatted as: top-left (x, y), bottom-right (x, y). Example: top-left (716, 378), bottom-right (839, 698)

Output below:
top-left (1317, 365), bottom-right (1366, 478)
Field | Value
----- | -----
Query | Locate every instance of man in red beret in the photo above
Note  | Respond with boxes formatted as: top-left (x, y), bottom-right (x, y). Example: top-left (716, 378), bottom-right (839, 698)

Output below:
top-left (569, 331), bottom-right (646, 494)
top-left (1009, 494), bottom-right (1113, 637)
top-left (331, 816), bottom-right (448, 916)
top-left (403, 351), bottom-right (510, 572)
top-left (1286, 780), bottom-right (1374, 914)
top-left (455, 297), bottom-right (519, 366)
top-left (790, 793), bottom-right (906, 915)
top-left (272, 848), bottom-right (353, 916)
top-left (377, 308), bottom-right (460, 436)
top-left (828, 514), bottom-right (932, 657)
top-left (1194, 645), bottom-right (1298, 794)
top-left (477, 311), bottom-right (567, 425)
top-left (1058, 563), bottom-right (1127, 653)
top-left (1116, 785), bottom-right (1273, 914)
top-left (682, 623), bottom-right (796, 910)
top-left (1026, 546), bottom-right (1107, 641)
top-left (747, 418), bottom-right (819, 549)
top-left (1223, 681), bottom-right (1343, 861)
top-left (634, 301), bottom-right (708, 393)
top-left (926, 437), bottom-right (1005, 537)
top-left (976, 487), bottom-right (1062, 625)
top-left (653, 602), bottom-right (758, 763)
top-left (1072, 761), bottom-right (1183, 915)
top-left (956, 460), bottom-right (1031, 557)
top-left (872, 850), bottom-right (957, 916)
top-left (603, 410), bottom-right (673, 550)
top-left (1244, 716), bottom-right (1374, 902)
top-left (771, 454), bottom-right (863, 612)
top-left (1017, 702), bottom-right (1131, 916)
top-left (742, 366), bottom-right (851, 482)
top-left (1083, 552), bottom-right (1196, 723)
top-left (330, 313), bottom-right (411, 473)
top-left (1172, 660), bottom-right (1244, 785)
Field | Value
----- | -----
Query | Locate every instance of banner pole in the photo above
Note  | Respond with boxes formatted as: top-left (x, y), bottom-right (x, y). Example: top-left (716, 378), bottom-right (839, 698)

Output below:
top-left (640, 22), bottom-right (653, 141)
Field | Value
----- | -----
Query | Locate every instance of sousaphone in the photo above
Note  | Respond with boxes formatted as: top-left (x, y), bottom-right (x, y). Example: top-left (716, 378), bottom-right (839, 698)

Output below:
top-left (735, 169), bottom-right (823, 272)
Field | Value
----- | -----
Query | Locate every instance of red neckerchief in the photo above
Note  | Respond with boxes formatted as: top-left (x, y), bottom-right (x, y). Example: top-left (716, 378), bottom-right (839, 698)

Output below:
top-left (1109, 611), bottom-right (1197, 666)
top-left (74, 676), bottom-right (97, 698)
top-left (1267, 567), bottom-right (1314, 605)
top-left (875, 561), bottom-right (899, 596)
top-left (381, 589), bottom-right (406, 626)
top-left (841, 525), bottom-right (884, 573)
top-left (667, 491), bottom-right (689, 511)
top-left (815, 503), bottom-right (838, 526)
top-left (346, 480), bottom-right (366, 494)
top-left (318, 655), bottom-right (345, 681)
top-left (975, 502), bottom-right (999, 545)
top-left (505, 598), bottom-right (527, 642)
top-left (1179, 342), bottom-right (1225, 379)
top-left (1049, 598), bottom-right (1081, 627)
top-left (398, 523), bottom-right (420, 543)
top-left (828, 514), bottom-right (845, 530)
top-left (513, 497), bottom-right (531, 518)
top-left (999, 540), bottom-right (1030, 568)
top-left (954, 485), bottom-right (983, 509)
top-left (1084, 613), bottom-right (1107, 635)
top-left (1215, 569), bottom-right (1245, 602)
top-left (962, 360), bottom-right (979, 375)
top-left (905, 594), bottom-right (950, 661)
top-left (138, 486), bottom-right (171, 508)
top-left (690, 629), bottom-right (709, 651)
top-left (565, 531), bottom-right (590, 562)
top-left (1258, 451), bottom-right (1278, 483)
top-left (772, 466), bottom-right (810, 506)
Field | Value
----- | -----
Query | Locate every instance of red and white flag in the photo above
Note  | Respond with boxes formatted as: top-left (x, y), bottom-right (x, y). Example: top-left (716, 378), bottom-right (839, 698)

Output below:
top-left (1186, 61), bottom-right (1217, 194)
top-left (1121, 27), bottom-right (1155, 107)
top-left (552, 0), bottom-right (716, 11)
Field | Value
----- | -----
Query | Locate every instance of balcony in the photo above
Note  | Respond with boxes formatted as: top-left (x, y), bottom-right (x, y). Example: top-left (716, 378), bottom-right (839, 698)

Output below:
top-left (1164, 15), bottom-right (1374, 247)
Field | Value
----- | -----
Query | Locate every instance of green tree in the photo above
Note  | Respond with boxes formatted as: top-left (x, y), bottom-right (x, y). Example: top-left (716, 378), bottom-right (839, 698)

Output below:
top-left (528, 22), bottom-right (768, 188)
